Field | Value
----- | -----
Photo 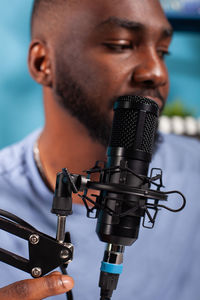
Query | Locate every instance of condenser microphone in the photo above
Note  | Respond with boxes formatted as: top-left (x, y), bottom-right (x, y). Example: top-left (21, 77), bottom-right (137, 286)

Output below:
top-left (97, 95), bottom-right (159, 246)
top-left (51, 94), bottom-right (185, 300)
top-left (96, 95), bottom-right (159, 299)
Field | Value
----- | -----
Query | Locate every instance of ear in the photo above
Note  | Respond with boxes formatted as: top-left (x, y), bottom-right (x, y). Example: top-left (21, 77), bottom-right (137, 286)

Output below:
top-left (28, 40), bottom-right (52, 87)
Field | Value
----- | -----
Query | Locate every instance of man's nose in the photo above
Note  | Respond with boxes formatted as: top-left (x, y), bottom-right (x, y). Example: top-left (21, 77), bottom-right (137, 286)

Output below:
top-left (131, 48), bottom-right (167, 88)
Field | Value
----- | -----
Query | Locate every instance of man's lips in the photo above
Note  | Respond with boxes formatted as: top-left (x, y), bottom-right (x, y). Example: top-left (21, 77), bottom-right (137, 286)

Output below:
top-left (133, 90), bottom-right (165, 109)
top-left (109, 90), bottom-right (166, 113)
top-left (143, 96), bottom-right (163, 108)
top-left (112, 91), bottom-right (165, 110)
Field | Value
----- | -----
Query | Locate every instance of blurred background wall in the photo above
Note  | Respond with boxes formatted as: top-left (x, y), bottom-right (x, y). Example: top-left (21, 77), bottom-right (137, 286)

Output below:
top-left (0, 1), bottom-right (43, 149)
top-left (0, 0), bottom-right (200, 149)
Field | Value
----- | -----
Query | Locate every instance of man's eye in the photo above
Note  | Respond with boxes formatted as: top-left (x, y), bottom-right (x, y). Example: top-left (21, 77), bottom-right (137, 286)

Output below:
top-left (103, 43), bottom-right (133, 53)
top-left (157, 50), bottom-right (171, 60)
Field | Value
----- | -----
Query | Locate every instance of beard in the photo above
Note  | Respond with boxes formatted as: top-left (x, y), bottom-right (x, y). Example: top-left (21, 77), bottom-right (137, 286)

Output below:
top-left (54, 63), bottom-right (163, 152)
top-left (54, 69), bottom-right (113, 148)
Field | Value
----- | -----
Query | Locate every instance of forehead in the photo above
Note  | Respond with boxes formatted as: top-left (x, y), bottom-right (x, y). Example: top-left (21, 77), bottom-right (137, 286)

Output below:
top-left (63, 0), bottom-right (171, 33)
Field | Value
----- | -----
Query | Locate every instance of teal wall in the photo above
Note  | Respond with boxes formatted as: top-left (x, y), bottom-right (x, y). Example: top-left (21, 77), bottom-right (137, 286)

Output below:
top-left (0, 1), bottom-right (200, 149)
top-left (0, 1), bottom-right (43, 149)
top-left (166, 32), bottom-right (200, 116)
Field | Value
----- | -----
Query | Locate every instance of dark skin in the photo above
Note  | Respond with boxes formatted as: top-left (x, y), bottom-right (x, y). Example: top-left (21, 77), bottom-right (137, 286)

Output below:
top-left (0, 0), bottom-right (172, 298)
top-left (0, 271), bottom-right (74, 299)
top-left (30, 0), bottom-right (172, 195)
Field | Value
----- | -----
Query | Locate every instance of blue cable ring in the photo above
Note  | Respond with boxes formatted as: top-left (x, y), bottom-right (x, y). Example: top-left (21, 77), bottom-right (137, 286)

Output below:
top-left (101, 261), bottom-right (123, 274)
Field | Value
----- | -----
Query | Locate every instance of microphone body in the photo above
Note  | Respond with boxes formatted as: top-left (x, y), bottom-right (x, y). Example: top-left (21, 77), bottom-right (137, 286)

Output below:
top-left (96, 95), bottom-right (159, 299)
top-left (96, 96), bottom-right (159, 246)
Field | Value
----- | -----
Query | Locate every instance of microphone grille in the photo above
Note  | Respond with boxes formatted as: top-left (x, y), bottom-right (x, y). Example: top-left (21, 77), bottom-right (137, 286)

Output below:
top-left (109, 95), bottom-right (159, 156)
top-left (117, 95), bottom-right (156, 105)
top-left (141, 112), bottom-right (158, 153)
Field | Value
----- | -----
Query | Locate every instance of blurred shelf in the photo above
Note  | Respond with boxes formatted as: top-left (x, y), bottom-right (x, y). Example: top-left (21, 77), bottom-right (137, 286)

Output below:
top-left (159, 116), bottom-right (200, 138)
top-left (167, 14), bottom-right (200, 32)
top-left (161, 0), bottom-right (200, 32)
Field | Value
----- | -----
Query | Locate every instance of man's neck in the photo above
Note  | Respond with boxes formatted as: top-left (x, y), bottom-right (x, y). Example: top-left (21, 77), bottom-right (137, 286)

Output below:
top-left (38, 88), bottom-right (107, 203)
top-left (38, 119), bottom-right (106, 204)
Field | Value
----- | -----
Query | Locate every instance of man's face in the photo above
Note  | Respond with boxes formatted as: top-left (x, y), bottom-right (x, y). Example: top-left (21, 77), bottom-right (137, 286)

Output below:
top-left (52, 0), bottom-right (173, 146)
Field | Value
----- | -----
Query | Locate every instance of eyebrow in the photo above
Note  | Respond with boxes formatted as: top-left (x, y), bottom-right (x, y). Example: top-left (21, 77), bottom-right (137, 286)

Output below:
top-left (97, 16), bottom-right (144, 31)
top-left (97, 16), bottom-right (174, 38)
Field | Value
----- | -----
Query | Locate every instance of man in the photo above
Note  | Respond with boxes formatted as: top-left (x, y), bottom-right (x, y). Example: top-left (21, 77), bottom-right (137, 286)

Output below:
top-left (0, 0), bottom-right (200, 299)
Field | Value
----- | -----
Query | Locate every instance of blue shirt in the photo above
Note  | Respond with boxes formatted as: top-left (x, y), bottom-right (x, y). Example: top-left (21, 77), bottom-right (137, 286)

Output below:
top-left (0, 130), bottom-right (200, 300)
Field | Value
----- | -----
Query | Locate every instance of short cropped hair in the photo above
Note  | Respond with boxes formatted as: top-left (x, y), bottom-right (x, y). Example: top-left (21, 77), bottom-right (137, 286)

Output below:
top-left (31, 0), bottom-right (66, 37)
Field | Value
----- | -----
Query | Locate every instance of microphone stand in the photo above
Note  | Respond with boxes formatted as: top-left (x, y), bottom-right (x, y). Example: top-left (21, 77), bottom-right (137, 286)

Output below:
top-left (52, 165), bottom-right (186, 300)
top-left (0, 182), bottom-right (74, 300)
top-left (0, 164), bottom-right (185, 300)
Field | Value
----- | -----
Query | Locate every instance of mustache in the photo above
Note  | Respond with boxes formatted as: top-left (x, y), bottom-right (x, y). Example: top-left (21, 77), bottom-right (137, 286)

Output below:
top-left (109, 89), bottom-right (165, 110)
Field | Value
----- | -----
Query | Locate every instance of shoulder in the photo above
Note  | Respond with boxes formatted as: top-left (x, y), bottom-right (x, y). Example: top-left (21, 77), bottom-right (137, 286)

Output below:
top-left (153, 133), bottom-right (200, 173)
top-left (0, 130), bottom-right (41, 205)
top-left (0, 140), bottom-right (26, 177)
top-left (0, 130), bottom-right (40, 177)
top-left (0, 130), bottom-right (44, 216)
top-left (163, 132), bottom-right (200, 147)
top-left (161, 133), bottom-right (200, 157)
